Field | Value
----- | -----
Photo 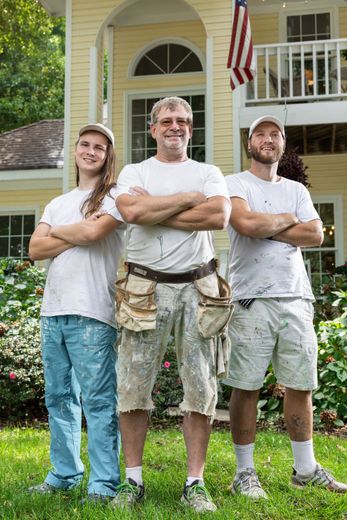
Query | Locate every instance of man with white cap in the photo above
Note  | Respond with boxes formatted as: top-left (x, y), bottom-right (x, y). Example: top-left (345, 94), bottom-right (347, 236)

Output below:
top-left (28, 123), bottom-right (125, 502)
top-left (223, 115), bottom-right (347, 498)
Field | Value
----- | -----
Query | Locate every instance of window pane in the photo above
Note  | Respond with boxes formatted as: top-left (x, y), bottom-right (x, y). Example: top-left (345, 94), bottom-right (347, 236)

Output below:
top-left (10, 237), bottom-right (22, 258)
top-left (132, 133), bottom-right (145, 149)
top-left (132, 116), bottom-right (146, 132)
top-left (23, 215), bottom-right (35, 235)
top-left (10, 215), bottom-right (23, 235)
top-left (192, 129), bottom-right (205, 146)
top-left (192, 147), bottom-right (205, 162)
top-left (317, 13), bottom-right (330, 36)
top-left (321, 251), bottom-right (336, 273)
top-left (22, 236), bottom-right (30, 259)
top-left (0, 216), bottom-right (9, 235)
top-left (0, 237), bottom-right (9, 256)
top-left (132, 149), bottom-right (145, 162)
top-left (302, 14), bottom-right (315, 38)
top-left (307, 125), bottom-right (332, 153)
top-left (318, 203), bottom-right (334, 224)
top-left (174, 54), bottom-right (203, 73)
top-left (322, 226), bottom-right (335, 248)
top-left (147, 45), bottom-right (168, 73)
top-left (135, 56), bottom-right (163, 76)
top-left (169, 44), bottom-right (190, 72)
top-left (311, 274), bottom-right (321, 294)
top-left (287, 16), bottom-right (300, 39)
top-left (132, 99), bottom-right (146, 115)
top-left (193, 111), bottom-right (205, 128)
top-left (191, 95), bottom-right (204, 111)
top-left (304, 251), bottom-right (320, 273)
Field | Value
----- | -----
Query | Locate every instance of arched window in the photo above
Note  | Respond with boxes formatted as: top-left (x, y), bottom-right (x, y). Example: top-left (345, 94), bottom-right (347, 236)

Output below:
top-left (134, 43), bottom-right (203, 76)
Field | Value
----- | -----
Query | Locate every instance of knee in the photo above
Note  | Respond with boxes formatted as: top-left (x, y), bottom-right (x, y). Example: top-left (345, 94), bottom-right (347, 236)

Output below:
top-left (230, 388), bottom-right (260, 404)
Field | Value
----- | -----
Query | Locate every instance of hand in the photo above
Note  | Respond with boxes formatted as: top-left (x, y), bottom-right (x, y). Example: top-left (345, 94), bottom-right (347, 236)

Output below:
top-left (185, 191), bottom-right (207, 207)
top-left (128, 186), bottom-right (150, 196)
top-left (87, 210), bottom-right (107, 221)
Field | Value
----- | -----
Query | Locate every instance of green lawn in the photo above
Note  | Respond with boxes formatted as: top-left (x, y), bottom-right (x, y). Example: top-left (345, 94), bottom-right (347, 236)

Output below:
top-left (0, 424), bottom-right (346, 519)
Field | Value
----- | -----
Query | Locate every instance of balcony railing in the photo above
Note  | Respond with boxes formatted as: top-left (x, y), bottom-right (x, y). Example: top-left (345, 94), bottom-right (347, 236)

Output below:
top-left (245, 38), bottom-right (347, 105)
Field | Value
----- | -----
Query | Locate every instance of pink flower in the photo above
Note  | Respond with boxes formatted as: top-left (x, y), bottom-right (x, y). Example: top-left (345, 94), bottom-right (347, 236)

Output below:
top-left (163, 361), bottom-right (171, 369)
top-left (9, 372), bottom-right (16, 380)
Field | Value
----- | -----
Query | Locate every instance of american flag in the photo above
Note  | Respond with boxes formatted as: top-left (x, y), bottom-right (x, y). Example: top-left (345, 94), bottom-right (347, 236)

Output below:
top-left (227, 0), bottom-right (256, 90)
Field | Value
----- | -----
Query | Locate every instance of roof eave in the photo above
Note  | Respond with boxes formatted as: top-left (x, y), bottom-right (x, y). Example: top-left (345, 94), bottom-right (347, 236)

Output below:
top-left (38, 0), bottom-right (65, 17)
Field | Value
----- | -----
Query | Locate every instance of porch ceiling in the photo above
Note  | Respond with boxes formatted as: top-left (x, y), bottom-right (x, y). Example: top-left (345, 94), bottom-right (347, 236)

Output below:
top-left (111, 0), bottom-right (199, 26)
top-left (38, 0), bottom-right (65, 17)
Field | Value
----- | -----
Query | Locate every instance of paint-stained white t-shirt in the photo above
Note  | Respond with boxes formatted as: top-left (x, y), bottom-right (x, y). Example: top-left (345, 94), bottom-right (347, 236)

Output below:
top-left (40, 187), bottom-right (125, 328)
top-left (115, 157), bottom-right (229, 273)
top-left (226, 171), bottom-right (321, 301)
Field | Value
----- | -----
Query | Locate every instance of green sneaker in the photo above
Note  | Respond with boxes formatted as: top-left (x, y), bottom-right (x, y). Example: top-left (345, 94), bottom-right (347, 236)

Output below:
top-left (181, 480), bottom-right (217, 513)
top-left (110, 478), bottom-right (145, 509)
top-left (231, 468), bottom-right (268, 499)
top-left (28, 482), bottom-right (58, 494)
top-left (292, 464), bottom-right (347, 493)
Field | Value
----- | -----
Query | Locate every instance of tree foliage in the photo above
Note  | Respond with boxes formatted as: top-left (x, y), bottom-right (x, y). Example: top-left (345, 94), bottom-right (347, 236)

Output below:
top-left (278, 148), bottom-right (311, 188)
top-left (0, 0), bottom-right (65, 133)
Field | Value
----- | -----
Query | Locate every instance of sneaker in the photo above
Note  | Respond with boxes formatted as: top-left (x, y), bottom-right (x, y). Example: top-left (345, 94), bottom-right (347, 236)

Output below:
top-left (181, 480), bottom-right (217, 513)
top-left (81, 493), bottom-right (113, 505)
top-left (231, 468), bottom-right (268, 499)
top-left (292, 464), bottom-right (347, 493)
top-left (110, 478), bottom-right (145, 509)
top-left (28, 482), bottom-right (57, 494)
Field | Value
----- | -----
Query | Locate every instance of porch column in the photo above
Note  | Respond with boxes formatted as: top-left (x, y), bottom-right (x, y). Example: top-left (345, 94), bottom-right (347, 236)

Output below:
top-left (106, 25), bottom-right (114, 129)
top-left (205, 36), bottom-right (213, 163)
top-left (89, 46), bottom-right (98, 122)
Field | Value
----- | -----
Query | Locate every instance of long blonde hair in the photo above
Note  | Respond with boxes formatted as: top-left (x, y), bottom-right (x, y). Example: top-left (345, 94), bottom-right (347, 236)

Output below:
top-left (75, 136), bottom-right (116, 218)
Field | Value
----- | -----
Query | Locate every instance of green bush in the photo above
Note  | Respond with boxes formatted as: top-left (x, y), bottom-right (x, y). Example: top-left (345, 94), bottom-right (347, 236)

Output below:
top-left (0, 317), bottom-right (45, 421)
top-left (0, 258), bottom-right (45, 323)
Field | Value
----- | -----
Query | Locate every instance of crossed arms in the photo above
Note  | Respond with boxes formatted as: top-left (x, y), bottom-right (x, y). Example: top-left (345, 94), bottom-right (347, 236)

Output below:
top-left (29, 214), bottom-right (120, 261)
top-left (116, 187), bottom-right (231, 231)
top-left (230, 197), bottom-right (323, 247)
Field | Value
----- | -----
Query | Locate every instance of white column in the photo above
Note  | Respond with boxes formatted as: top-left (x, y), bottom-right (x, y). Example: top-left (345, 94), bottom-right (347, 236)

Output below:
top-left (205, 36), bottom-right (213, 163)
top-left (89, 46), bottom-right (98, 123)
top-left (62, 0), bottom-right (72, 193)
top-left (106, 26), bottom-right (114, 128)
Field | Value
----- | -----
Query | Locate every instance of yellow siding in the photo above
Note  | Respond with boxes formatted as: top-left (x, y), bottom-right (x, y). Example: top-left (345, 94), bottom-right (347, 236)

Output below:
top-left (251, 13), bottom-right (279, 45)
top-left (305, 154), bottom-right (347, 261)
top-left (0, 189), bottom-right (61, 217)
top-left (339, 7), bottom-right (347, 38)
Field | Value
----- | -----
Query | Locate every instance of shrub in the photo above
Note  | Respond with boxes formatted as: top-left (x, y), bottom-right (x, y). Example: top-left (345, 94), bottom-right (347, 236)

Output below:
top-left (0, 258), bottom-right (46, 323)
top-left (0, 317), bottom-right (45, 421)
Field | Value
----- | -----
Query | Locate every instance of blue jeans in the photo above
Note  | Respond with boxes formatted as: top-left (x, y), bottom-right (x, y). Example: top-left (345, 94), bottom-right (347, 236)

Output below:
top-left (41, 315), bottom-right (120, 496)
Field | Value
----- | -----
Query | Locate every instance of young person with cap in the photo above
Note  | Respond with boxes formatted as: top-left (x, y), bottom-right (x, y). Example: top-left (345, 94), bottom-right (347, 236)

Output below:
top-left (28, 123), bottom-right (125, 502)
top-left (223, 115), bottom-right (347, 498)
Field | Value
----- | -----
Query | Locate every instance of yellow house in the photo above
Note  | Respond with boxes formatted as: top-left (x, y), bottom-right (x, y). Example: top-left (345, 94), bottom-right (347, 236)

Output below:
top-left (2, 0), bottom-right (347, 290)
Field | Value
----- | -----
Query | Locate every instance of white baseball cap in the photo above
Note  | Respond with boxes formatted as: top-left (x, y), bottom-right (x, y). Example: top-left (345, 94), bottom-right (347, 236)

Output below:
top-left (79, 123), bottom-right (115, 147)
top-left (248, 116), bottom-right (285, 138)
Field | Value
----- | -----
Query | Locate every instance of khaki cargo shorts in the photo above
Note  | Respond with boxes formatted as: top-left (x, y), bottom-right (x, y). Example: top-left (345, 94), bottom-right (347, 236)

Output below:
top-left (223, 297), bottom-right (318, 391)
top-left (116, 273), bottom-right (232, 417)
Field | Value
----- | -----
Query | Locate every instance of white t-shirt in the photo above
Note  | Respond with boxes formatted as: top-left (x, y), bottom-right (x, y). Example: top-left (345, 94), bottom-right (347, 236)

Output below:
top-left (40, 187), bottom-right (125, 328)
top-left (115, 157), bottom-right (229, 273)
top-left (226, 171), bottom-right (321, 301)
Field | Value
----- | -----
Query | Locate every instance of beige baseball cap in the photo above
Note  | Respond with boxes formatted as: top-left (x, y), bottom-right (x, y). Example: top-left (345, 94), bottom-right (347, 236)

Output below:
top-left (79, 123), bottom-right (115, 147)
top-left (248, 116), bottom-right (285, 138)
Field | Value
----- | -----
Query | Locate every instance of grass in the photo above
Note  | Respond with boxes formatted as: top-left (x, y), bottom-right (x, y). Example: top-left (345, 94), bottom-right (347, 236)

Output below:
top-left (0, 423), bottom-right (346, 519)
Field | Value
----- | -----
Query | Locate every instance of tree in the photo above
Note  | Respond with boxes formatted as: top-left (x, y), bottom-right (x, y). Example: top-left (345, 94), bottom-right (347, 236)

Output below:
top-left (278, 147), bottom-right (311, 188)
top-left (0, 0), bottom-right (65, 133)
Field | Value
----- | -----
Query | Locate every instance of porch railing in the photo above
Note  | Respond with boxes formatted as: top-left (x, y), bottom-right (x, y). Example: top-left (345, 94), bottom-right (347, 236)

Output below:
top-left (246, 38), bottom-right (347, 105)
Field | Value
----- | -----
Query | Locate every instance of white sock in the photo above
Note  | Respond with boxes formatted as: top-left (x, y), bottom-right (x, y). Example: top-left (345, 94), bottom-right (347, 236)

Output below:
top-left (234, 443), bottom-right (255, 474)
top-left (125, 466), bottom-right (143, 485)
top-left (291, 439), bottom-right (317, 476)
top-left (186, 476), bottom-right (203, 486)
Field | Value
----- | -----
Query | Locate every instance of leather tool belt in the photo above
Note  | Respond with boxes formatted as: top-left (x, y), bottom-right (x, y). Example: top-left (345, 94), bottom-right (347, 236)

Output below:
top-left (126, 258), bottom-right (217, 284)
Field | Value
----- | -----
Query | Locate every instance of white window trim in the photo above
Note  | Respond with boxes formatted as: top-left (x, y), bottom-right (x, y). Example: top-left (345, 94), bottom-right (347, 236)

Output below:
top-left (279, 5), bottom-right (338, 43)
top-left (311, 194), bottom-right (344, 266)
top-left (124, 87), bottom-right (205, 164)
top-left (0, 207), bottom-right (40, 259)
top-left (128, 37), bottom-right (205, 78)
